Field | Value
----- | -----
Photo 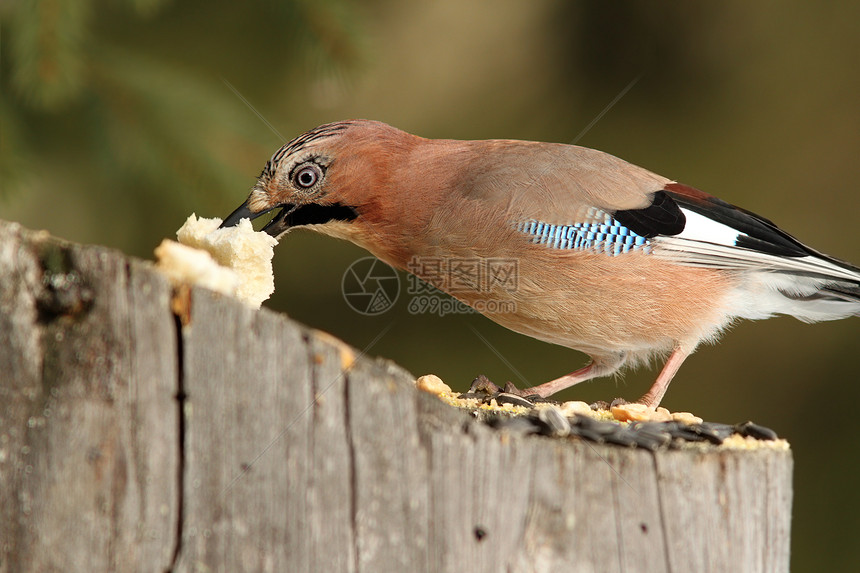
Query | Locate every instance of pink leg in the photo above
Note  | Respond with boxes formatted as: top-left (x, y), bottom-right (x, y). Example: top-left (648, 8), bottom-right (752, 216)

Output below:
top-left (636, 345), bottom-right (691, 408)
top-left (514, 357), bottom-right (625, 398)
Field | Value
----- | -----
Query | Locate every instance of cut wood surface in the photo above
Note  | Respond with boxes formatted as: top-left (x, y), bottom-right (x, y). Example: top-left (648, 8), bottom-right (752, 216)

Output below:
top-left (0, 219), bottom-right (792, 573)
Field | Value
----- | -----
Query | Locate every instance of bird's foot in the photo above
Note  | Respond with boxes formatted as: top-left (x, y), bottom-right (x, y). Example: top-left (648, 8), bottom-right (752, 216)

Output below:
top-left (466, 374), bottom-right (503, 396)
top-left (467, 374), bottom-right (530, 396)
top-left (465, 375), bottom-right (550, 404)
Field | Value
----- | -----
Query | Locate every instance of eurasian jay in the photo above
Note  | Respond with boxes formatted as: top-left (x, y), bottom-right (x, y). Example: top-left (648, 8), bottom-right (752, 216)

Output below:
top-left (220, 120), bottom-right (860, 408)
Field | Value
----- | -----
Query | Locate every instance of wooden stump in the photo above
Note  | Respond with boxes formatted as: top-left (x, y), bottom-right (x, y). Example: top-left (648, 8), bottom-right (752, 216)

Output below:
top-left (0, 219), bottom-right (792, 572)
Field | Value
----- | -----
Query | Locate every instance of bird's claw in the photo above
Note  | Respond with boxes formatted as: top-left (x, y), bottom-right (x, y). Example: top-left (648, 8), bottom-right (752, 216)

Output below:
top-left (467, 375), bottom-right (529, 397)
top-left (467, 374), bottom-right (503, 396)
top-left (466, 375), bottom-right (545, 402)
top-left (503, 381), bottom-right (530, 396)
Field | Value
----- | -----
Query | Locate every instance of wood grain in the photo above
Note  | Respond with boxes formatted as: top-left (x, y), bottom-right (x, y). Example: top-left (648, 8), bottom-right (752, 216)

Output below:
top-left (0, 222), bottom-right (178, 572)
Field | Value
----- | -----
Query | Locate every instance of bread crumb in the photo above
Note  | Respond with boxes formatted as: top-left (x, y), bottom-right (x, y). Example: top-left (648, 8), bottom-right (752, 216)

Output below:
top-left (557, 401), bottom-right (592, 417)
top-left (650, 407), bottom-right (673, 422)
top-left (483, 399), bottom-right (530, 415)
top-left (154, 240), bottom-right (239, 297)
top-left (671, 411), bottom-right (704, 425)
top-left (416, 374), bottom-right (452, 396)
top-left (155, 214), bottom-right (277, 308)
top-left (715, 434), bottom-right (791, 451)
top-left (610, 403), bottom-right (704, 424)
top-left (611, 403), bottom-right (652, 422)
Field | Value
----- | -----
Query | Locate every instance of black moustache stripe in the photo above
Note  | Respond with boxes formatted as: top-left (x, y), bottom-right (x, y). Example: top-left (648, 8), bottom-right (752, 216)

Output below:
top-left (287, 203), bottom-right (359, 226)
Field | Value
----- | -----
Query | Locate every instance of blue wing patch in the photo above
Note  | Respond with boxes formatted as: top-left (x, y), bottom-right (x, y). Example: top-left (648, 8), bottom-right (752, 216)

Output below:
top-left (515, 209), bottom-right (651, 256)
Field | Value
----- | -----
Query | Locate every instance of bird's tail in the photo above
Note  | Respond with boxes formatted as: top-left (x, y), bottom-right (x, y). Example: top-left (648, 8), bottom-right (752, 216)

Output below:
top-left (655, 233), bottom-right (860, 323)
top-left (749, 256), bottom-right (860, 323)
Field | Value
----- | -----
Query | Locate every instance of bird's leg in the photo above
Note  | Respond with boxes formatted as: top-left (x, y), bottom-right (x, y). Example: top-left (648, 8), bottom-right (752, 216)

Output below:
top-left (466, 365), bottom-right (599, 398)
top-left (503, 356), bottom-right (625, 398)
top-left (636, 345), bottom-right (691, 408)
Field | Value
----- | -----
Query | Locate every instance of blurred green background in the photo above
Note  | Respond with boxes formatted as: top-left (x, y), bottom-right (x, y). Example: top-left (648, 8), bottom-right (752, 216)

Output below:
top-left (2, 0), bottom-right (859, 568)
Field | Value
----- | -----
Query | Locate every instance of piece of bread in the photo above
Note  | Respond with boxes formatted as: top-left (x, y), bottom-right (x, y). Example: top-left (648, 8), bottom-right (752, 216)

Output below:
top-left (155, 214), bottom-right (277, 308)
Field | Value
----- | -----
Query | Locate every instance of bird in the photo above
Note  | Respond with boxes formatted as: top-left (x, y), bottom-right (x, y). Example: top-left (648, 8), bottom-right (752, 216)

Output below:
top-left (219, 119), bottom-right (860, 408)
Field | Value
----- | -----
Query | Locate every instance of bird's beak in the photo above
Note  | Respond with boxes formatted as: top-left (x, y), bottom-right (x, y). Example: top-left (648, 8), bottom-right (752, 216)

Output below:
top-left (219, 199), bottom-right (295, 239)
top-left (220, 199), bottom-right (255, 228)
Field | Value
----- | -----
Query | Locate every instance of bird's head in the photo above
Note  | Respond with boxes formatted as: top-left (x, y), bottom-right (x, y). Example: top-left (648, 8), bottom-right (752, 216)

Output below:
top-left (220, 120), bottom-right (429, 258)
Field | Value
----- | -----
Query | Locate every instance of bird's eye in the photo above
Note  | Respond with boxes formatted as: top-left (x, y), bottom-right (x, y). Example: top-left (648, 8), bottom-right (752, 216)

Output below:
top-left (294, 164), bottom-right (321, 189)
